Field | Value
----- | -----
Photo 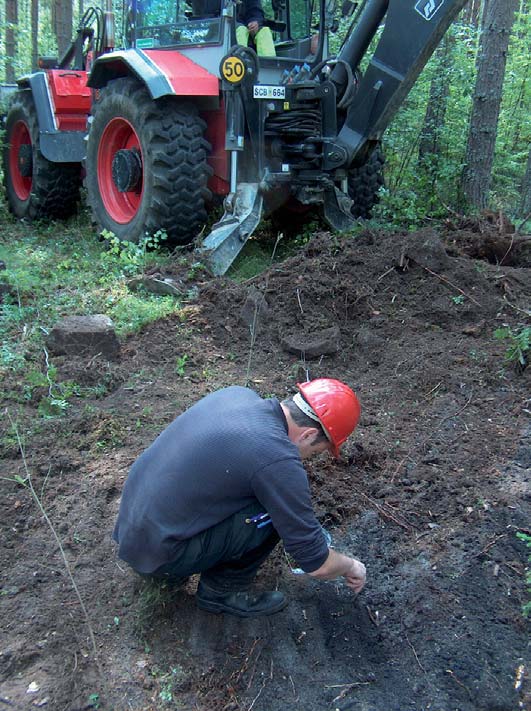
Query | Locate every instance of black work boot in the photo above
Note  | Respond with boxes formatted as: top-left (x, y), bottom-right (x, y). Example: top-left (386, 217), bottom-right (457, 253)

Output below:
top-left (196, 580), bottom-right (287, 618)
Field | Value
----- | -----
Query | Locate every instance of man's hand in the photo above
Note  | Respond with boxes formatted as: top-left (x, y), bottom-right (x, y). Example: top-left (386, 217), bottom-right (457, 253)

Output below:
top-left (247, 20), bottom-right (260, 34)
top-left (344, 558), bottom-right (366, 594)
top-left (308, 549), bottom-right (367, 594)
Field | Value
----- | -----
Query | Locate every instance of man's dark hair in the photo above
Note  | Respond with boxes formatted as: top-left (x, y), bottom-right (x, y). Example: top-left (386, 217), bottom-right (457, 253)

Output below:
top-left (282, 397), bottom-right (329, 445)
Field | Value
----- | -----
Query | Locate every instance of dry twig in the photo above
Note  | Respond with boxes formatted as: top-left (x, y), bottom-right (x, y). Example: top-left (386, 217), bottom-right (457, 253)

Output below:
top-left (446, 669), bottom-right (472, 698)
top-left (474, 533), bottom-right (508, 558)
top-left (406, 634), bottom-right (426, 673)
top-left (325, 682), bottom-right (371, 703)
top-left (246, 682), bottom-right (265, 711)
top-left (296, 288), bottom-right (304, 314)
top-left (358, 492), bottom-right (419, 530)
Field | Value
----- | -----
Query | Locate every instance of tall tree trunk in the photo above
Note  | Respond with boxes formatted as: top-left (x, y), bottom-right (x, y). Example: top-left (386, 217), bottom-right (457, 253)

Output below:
top-left (5, 0), bottom-right (18, 82)
top-left (31, 0), bottom-right (38, 70)
top-left (520, 146), bottom-right (531, 219)
top-left (461, 0), bottom-right (519, 209)
top-left (53, 0), bottom-right (73, 58)
top-left (418, 33), bottom-right (456, 162)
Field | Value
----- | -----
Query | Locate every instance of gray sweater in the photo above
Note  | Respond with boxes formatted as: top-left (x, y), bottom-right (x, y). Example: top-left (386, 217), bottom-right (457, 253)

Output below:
top-left (113, 386), bottom-right (329, 574)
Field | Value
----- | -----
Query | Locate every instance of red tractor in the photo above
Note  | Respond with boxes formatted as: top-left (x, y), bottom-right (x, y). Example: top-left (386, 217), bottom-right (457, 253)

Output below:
top-left (3, 0), bottom-right (467, 274)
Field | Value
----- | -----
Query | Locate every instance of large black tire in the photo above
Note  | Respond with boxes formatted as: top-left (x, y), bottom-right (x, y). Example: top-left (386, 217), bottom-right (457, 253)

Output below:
top-left (347, 146), bottom-right (385, 219)
top-left (2, 91), bottom-right (81, 219)
top-left (85, 77), bottom-right (212, 245)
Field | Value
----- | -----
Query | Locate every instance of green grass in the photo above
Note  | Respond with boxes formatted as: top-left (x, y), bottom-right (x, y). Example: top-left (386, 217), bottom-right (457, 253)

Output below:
top-left (0, 216), bottom-right (180, 336)
top-left (0, 212), bottom-right (185, 418)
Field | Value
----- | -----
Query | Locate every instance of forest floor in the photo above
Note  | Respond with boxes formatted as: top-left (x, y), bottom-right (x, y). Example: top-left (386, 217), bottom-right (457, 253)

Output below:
top-left (1, 221), bottom-right (530, 711)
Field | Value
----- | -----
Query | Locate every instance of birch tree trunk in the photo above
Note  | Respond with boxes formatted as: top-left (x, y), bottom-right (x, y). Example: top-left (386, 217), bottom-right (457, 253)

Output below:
top-left (461, 0), bottom-right (519, 209)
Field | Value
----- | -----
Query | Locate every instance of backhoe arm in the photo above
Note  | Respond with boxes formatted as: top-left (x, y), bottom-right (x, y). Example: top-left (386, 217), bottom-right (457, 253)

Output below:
top-left (326, 0), bottom-right (468, 169)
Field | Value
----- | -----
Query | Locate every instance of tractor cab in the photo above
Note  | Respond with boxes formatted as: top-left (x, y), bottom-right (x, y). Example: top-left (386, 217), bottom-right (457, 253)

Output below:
top-left (124, 0), bottom-right (325, 63)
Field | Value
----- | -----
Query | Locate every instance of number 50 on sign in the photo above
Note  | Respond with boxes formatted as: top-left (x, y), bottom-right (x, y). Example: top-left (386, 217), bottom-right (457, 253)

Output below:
top-left (221, 56), bottom-right (246, 83)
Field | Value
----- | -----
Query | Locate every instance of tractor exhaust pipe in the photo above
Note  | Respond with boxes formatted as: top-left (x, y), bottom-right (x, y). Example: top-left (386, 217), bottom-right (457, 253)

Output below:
top-left (103, 0), bottom-right (116, 51)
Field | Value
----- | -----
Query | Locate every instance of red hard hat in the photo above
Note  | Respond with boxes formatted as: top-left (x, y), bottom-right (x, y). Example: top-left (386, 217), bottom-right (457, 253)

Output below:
top-left (297, 379), bottom-right (361, 458)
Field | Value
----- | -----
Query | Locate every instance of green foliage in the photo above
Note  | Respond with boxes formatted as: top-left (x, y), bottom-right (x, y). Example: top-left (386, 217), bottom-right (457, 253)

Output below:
top-left (516, 532), bottom-right (531, 618)
top-left (363, 10), bottom-right (529, 225)
top-left (228, 239), bottom-right (277, 281)
top-left (494, 326), bottom-right (530, 368)
top-left (101, 229), bottom-right (168, 276)
top-left (87, 693), bottom-right (101, 710)
top-left (174, 354), bottom-right (188, 377)
top-left (156, 666), bottom-right (187, 706)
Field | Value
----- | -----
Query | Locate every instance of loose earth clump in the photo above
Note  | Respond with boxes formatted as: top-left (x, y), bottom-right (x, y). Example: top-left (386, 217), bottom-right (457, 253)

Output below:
top-left (1, 225), bottom-right (529, 711)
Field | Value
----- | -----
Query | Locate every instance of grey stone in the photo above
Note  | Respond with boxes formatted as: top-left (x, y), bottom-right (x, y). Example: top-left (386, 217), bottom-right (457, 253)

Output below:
top-left (240, 287), bottom-right (270, 333)
top-left (127, 275), bottom-right (183, 296)
top-left (404, 230), bottom-right (449, 271)
top-left (281, 326), bottom-right (341, 358)
top-left (354, 328), bottom-right (385, 364)
top-left (46, 315), bottom-right (120, 359)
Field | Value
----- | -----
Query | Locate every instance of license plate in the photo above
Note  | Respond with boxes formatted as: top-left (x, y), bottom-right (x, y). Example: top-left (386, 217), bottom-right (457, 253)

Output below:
top-left (253, 85), bottom-right (285, 100)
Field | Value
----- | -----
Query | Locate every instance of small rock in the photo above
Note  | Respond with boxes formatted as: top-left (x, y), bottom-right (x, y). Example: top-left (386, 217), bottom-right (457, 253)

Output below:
top-left (127, 275), bottom-right (183, 296)
top-left (404, 231), bottom-right (449, 271)
top-left (462, 321), bottom-right (485, 337)
top-left (281, 326), bottom-right (340, 358)
top-left (46, 315), bottom-right (120, 360)
top-left (354, 328), bottom-right (385, 365)
top-left (26, 681), bottom-right (39, 694)
top-left (240, 287), bottom-right (270, 332)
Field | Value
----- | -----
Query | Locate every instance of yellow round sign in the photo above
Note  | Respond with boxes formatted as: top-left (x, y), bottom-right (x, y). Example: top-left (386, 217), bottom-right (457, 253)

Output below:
top-left (221, 56), bottom-right (246, 84)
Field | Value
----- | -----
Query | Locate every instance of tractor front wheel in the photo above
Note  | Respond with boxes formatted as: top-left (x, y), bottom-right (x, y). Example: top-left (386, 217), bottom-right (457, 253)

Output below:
top-left (3, 91), bottom-right (81, 219)
top-left (85, 77), bottom-right (212, 244)
top-left (347, 146), bottom-right (385, 219)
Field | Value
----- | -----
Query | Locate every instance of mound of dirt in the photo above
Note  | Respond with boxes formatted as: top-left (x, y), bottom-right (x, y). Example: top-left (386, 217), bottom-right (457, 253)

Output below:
top-left (1, 227), bottom-right (529, 711)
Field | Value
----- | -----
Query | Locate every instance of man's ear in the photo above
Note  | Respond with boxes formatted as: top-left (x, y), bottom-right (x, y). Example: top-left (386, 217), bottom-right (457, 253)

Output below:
top-left (298, 427), bottom-right (320, 444)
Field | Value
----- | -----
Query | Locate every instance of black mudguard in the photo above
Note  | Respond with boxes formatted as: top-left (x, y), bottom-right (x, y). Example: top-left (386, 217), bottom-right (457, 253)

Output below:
top-left (16, 72), bottom-right (86, 162)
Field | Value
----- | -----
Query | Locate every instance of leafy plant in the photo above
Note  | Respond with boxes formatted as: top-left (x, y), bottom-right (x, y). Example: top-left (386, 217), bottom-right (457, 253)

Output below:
top-left (101, 229), bottom-right (168, 276)
top-left (87, 692), bottom-right (101, 709)
top-left (156, 666), bottom-right (186, 705)
top-left (175, 354), bottom-right (188, 377)
top-left (494, 326), bottom-right (530, 368)
top-left (516, 532), bottom-right (531, 618)
top-left (187, 261), bottom-right (206, 280)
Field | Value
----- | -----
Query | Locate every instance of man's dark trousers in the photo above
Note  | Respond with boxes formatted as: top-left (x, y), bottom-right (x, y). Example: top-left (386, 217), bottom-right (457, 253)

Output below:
top-left (146, 502), bottom-right (279, 591)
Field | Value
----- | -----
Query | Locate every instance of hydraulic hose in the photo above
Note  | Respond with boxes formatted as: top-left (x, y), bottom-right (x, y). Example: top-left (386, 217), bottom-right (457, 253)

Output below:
top-left (330, 0), bottom-right (388, 91)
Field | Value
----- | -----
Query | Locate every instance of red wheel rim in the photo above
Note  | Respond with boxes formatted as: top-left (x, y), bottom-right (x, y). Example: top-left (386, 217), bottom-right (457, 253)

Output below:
top-left (9, 120), bottom-right (32, 201)
top-left (97, 118), bottom-right (143, 224)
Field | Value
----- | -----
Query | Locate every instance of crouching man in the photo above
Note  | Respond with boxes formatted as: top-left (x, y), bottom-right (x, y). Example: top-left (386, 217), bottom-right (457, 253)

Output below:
top-left (113, 379), bottom-right (366, 618)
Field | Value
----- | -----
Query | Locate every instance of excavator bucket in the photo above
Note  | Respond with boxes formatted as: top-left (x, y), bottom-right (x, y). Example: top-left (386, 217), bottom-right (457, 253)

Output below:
top-left (200, 183), bottom-right (263, 276)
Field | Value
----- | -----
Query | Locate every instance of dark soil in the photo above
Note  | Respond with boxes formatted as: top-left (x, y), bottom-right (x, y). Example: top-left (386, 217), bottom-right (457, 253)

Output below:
top-left (1, 225), bottom-right (530, 711)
